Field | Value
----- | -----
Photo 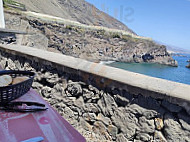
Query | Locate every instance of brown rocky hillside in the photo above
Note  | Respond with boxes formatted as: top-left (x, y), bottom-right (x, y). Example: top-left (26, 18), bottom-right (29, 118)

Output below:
top-left (13, 0), bottom-right (135, 34)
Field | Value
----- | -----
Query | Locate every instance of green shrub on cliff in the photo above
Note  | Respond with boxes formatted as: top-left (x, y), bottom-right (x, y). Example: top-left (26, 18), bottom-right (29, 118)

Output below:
top-left (111, 32), bottom-right (121, 38)
top-left (97, 29), bottom-right (106, 36)
top-left (3, 0), bottom-right (26, 11)
top-left (66, 25), bottom-right (73, 30)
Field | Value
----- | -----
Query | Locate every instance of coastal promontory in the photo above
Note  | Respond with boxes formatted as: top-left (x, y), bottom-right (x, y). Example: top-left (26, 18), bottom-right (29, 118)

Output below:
top-left (2, 0), bottom-right (177, 66)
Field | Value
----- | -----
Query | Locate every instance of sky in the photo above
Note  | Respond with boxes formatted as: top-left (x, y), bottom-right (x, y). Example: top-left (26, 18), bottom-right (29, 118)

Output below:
top-left (85, 0), bottom-right (190, 50)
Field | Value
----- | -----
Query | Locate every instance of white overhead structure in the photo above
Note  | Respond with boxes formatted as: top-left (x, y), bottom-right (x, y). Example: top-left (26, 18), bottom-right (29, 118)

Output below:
top-left (0, 0), bottom-right (5, 28)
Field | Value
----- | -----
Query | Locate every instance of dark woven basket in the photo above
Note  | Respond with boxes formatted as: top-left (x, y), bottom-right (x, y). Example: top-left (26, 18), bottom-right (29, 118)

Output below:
top-left (0, 70), bottom-right (35, 103)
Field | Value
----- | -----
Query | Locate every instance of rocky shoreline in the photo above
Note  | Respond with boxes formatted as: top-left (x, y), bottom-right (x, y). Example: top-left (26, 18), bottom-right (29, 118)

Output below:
top-left (2, 10), bottom-right (178, 67)
top-left (0, 51), bottom-right (189, 142)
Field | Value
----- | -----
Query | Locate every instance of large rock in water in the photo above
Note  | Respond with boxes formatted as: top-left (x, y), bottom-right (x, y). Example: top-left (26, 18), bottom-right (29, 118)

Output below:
top-left (186, 63), bottom-right (190, 68)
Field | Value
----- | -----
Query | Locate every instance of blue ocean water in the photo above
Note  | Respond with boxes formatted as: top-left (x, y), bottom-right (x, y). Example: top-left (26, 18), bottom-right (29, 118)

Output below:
top-left (109, 54), bottom-right (190, 85)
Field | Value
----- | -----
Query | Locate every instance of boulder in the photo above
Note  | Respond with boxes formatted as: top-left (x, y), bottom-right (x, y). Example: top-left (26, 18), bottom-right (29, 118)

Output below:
top-left (0, 58), bottom-right (7, 69)
top-left (45, 72), bottom-right (60, 85)
top-left (83, 88), bottom-right (100, 103)
top-left (48, 97), bottom-right (59, 106)
top-left (154, 131), bottom-right (167, 142)
top-left (179, 119), bottom-right (190, 132)
top-left (154, 118), bottom-right (164, 130)
top-left (126, 104), bottom-right (158, 119)
top-left (32, 82), bottom-right (43, 90)
top-left (14, 60), bottom-right (22, 70)
top-left (88, 85), bottom-right (100, 94)
top-left (62, 107), bottom-right (76, 126)
top-left (163, 113), bottom-right (190, 142)
top-left (135, 133), bottom-right (152, 141)
top-left (67, 82), bottom-right (82, 97)
top-left (78, 118), bottom-right (92, 132)
top-left (107, 125), bottom-right (118, 140)
top-left (74, 96), bottom-right (85, 109)
top-left (178, 112), bottom-right (190, 131)
top-left (114, 94), bottom-right (129, 107)
top-left (6, 58), bottom-right (16, 70)
top-left (92, 121), bottom-right (112, 141)
top-left (96, 113), bottom-right (111, 126)
top-left (111, 107), bottom-right (138, 139)
top-left (83, 113), bottom-right (96, 122)
top-left (137, 116), bottom-right (155, 134)
top-left (23, 62), bottom-right (33, 71)
top-left (62, 97), bottom-right (76, 106)
top-left (83, 88), bottom-right (94, 102)
top-left (55, 102), bottom-right (66, 113)
top-left (40, 86), bottom-right (52, 98)
top-left (97, 93), bottom-right (117, 116)
top-left (83, 103), bottom-right (100, 114)
top-left (116, 134), bottom-right (128, 142)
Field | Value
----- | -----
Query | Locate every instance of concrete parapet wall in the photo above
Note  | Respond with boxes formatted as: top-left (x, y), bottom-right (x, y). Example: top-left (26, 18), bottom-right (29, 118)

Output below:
top-left (0, 44), bottom-right (189, 113)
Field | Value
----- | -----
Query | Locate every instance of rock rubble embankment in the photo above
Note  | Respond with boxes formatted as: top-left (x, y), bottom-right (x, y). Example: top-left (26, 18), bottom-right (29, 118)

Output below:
top-left (0, 51), bottom-right (189, 142)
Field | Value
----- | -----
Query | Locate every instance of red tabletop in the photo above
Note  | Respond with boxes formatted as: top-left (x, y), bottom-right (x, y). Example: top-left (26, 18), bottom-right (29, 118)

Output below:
top-left (0, 89), bottom-right (86, 142)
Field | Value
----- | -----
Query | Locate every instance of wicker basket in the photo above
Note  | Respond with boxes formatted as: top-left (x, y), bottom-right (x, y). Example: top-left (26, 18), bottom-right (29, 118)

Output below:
top-left (0, 70), bottom-right (35, 103)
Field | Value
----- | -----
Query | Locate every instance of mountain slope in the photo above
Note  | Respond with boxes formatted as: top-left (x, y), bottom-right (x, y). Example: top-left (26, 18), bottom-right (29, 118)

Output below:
top-left (13, 0), bottom-right (135, 34)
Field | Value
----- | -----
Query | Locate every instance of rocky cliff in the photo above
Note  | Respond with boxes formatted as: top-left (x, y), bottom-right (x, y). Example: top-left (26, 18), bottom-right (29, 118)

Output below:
top-left (3, 10), bottom-right (178, 66)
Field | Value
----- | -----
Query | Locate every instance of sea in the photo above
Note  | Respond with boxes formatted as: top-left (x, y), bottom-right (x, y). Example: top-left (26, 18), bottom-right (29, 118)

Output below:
top-left (108, 54), bottom-right (190, 85)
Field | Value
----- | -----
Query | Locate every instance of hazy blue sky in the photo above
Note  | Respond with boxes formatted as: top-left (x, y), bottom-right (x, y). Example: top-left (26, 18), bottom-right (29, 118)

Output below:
top-left (86, 0), bottom-right (190, 50)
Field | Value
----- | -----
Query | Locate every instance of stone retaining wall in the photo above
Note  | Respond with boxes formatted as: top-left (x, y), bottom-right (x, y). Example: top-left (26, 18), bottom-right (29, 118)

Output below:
top-left (0, 45), bottom-right (190, 141)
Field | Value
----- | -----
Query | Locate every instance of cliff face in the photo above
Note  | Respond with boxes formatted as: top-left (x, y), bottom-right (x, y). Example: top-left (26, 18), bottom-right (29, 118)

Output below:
top-left (3, 10), bottom-right (177, 66)
top-left (12, 0), bottom-right (135, 34)
top-left (2, 0), bottom-right (178, 66)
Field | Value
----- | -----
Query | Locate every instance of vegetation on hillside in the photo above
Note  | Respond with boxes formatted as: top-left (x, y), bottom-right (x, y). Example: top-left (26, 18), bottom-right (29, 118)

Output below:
top-left (3, 0), bottom-right (26, 11)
